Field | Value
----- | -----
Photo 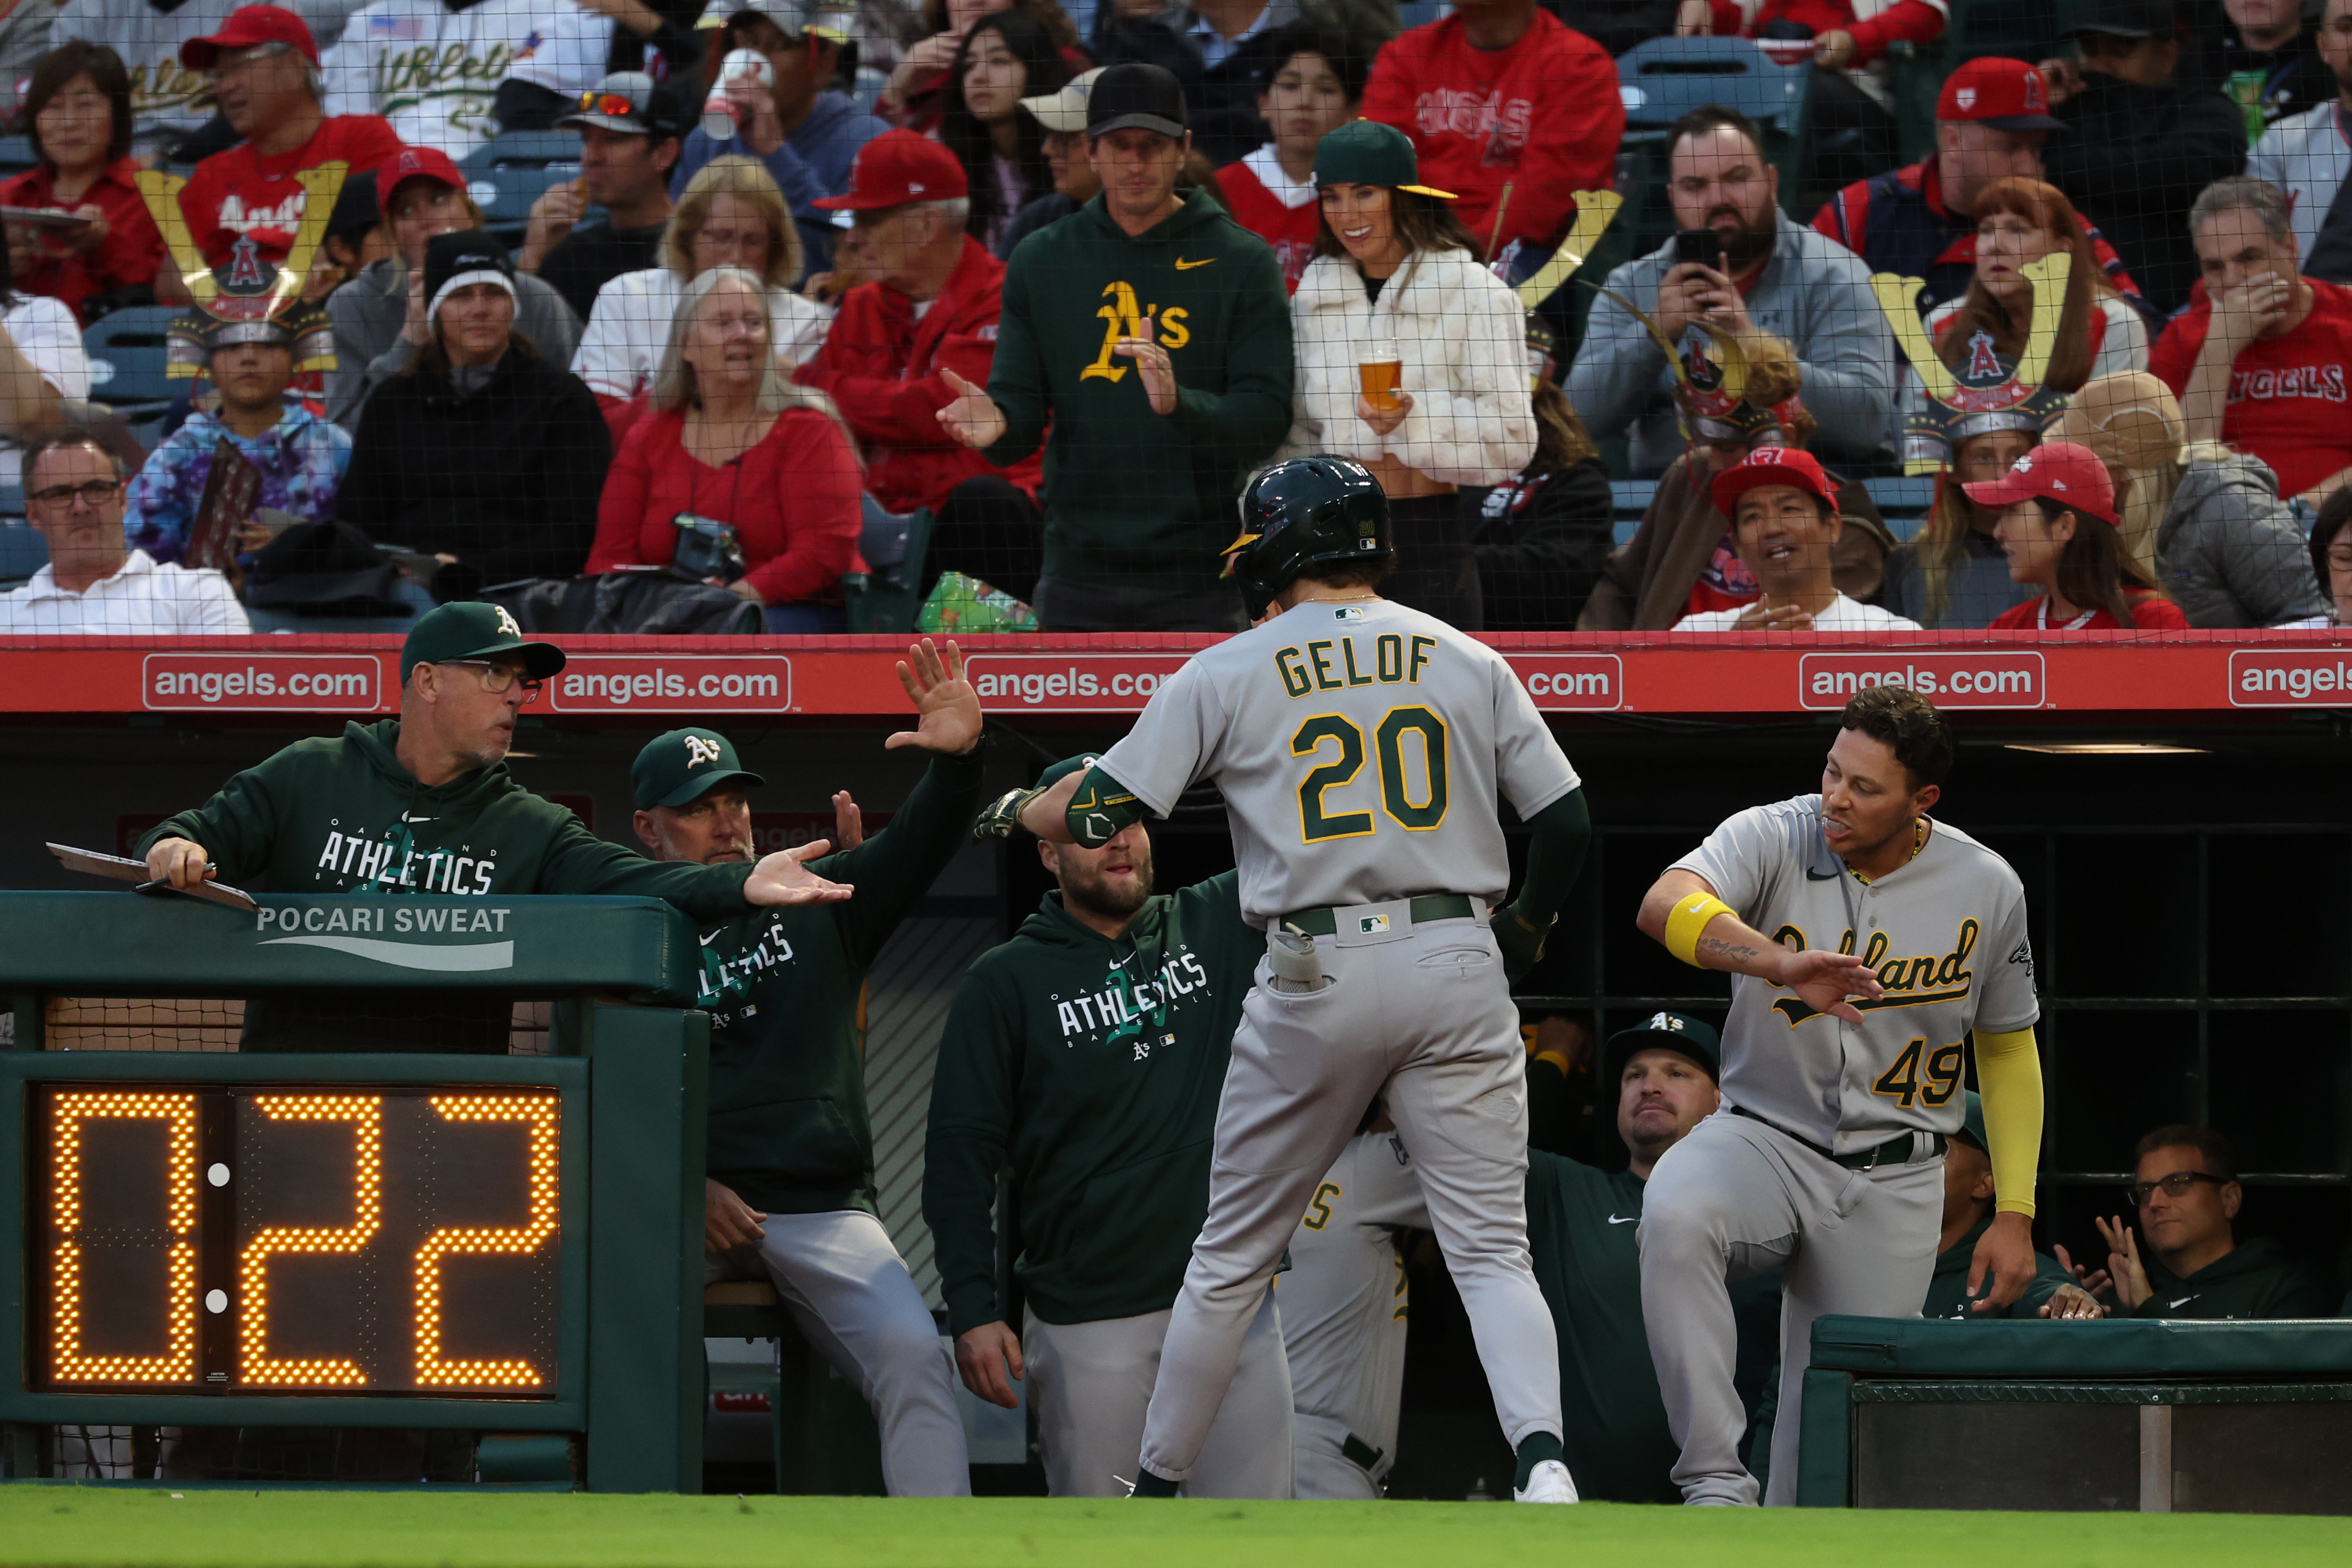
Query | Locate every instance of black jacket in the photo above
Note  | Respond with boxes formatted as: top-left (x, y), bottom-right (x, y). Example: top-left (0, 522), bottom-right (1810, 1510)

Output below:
top-left (337, 346), bottom-right (612, 601)
top-left (2044, 69), bottom-right (2246, 315)
top-left (1462, 456), bottom-right (1616, 632)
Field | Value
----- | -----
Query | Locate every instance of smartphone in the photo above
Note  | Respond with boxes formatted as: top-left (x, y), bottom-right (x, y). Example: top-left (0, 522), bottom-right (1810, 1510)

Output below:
top-left (1673, 229), bottom-right (1725, 271)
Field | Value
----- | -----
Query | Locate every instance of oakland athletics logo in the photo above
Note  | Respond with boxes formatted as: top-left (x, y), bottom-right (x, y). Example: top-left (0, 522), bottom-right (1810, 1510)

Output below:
top-left (683, 735), bottom-right (724, 768)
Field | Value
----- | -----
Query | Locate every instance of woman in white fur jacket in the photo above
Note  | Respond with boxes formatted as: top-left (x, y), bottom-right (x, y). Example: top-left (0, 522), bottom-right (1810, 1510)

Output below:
top-left (1277, 120), bottom-right (1537, 629)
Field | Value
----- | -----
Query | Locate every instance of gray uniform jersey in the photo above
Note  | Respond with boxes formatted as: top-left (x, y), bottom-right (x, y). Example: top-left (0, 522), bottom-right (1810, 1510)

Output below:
top-left (1096, 598), bottom-right (1580, 925)
top-left (1672, 795), bottom-right (2037, 1152)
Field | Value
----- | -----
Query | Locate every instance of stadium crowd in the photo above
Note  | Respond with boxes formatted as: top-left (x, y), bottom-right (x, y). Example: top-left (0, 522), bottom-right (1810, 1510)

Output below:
top-left (0, 0), bottom-right (2344, 633)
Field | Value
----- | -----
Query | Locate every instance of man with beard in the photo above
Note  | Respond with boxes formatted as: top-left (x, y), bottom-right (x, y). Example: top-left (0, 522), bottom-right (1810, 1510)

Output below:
top-left (1568, 105), bottom-right (1895, 473)
top-left (634, 638), bottom-right (988, 1497)
top-left (925, 754), bottom-right (1293, 1499)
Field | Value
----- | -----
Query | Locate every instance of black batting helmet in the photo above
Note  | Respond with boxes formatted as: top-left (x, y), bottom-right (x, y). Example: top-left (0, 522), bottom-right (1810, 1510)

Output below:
top-left (1221, 457), bottom-right (1392, 616)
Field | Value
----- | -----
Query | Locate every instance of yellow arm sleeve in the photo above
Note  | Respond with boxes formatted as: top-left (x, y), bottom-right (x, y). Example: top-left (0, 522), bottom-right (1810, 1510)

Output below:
top-left (1975, 1026), bottom-right (2044, 1217)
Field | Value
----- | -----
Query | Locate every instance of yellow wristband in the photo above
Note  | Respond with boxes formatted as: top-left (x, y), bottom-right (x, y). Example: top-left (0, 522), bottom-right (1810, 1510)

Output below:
top-left (1664, 894), bottom-right (1735, 967)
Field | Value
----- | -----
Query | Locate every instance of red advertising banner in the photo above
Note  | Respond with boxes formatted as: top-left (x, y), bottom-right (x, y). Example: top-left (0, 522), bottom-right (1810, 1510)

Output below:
top-left (544, 656), bottom-right (794, 714)
top-left (964, 653), bottom-right (1194, 713)
top-left (2226, 649), bottom-right (2352, 707)
top-left (1504, 654), bottom-right (1624, 711)
top-left (1796, 652), bottom-right (2046, 710)
top-left (142, 653), bottom-right (386, 712)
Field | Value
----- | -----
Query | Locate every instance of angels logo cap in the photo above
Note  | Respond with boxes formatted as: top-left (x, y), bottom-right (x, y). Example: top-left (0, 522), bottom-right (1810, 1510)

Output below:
top-left (400, 602), bottom-right (566, 683)
top-left (1707, 446), bottom-right (1840, 518)
top-left (813, 129), bottom-right (969, 210)
top-left (376, 145), bottom-right (467, 218)
top-left (632, 728), bottom-right (767, 811)
top-left (181, 5), bottom-right (318, 70)
top-left (1961, 439), bottom-right (2118, 525)
top-left (1935, 57), bottom-right (2066, 132)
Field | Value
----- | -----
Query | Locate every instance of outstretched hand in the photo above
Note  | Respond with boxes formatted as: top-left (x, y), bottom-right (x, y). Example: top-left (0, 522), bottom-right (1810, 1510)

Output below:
top-left (887, 638), bottom-right (982, 755)
top-left (936, 368), bottom-right (1006, 450)
top-left (2094, 1214), bottom-right (2154, 1311)
top-left (832, 790), bottom-right (864, 853)
top-left (745, 839), bottom-right (854, 907)
top-left (1770, 948), bottom-right (1883, 1024)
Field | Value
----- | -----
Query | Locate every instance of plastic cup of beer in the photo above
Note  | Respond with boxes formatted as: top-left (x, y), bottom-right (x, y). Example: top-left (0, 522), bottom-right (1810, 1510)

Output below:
top-left (1359, 351), bottom-right (1405, 412)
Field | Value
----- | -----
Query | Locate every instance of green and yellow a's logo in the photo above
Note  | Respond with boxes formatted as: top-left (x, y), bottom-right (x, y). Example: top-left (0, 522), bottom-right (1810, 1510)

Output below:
top-left (1081, 281), bottom-right (1191, 383)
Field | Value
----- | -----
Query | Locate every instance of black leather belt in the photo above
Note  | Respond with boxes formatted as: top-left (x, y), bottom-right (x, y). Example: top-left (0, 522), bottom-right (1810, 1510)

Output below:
top-left (1732, 1104), bottom-right (1946, 1170)
top-left (1281, 893), bottom-right (1476, 936)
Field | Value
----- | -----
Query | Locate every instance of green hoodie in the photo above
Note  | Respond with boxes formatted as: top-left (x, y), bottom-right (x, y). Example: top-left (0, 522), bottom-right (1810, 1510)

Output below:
top-left (985, 188), bottom-right (1294, 590)
top-left (1922, 1213), bottom-right (2073, 1320)
top-left (924, 871), bottom-right (1261, 1334)
top-left (700, 749), bottom-right (985, 1217)
top-left (137, 718), bottom-right (756, 1051)
top-left (2127, 1234), bottom-right (2333, 1320)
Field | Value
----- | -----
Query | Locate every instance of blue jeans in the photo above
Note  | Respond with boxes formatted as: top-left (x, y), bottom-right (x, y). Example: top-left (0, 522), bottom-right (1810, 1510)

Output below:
top-left (763, 601), bottom-right (847, 634)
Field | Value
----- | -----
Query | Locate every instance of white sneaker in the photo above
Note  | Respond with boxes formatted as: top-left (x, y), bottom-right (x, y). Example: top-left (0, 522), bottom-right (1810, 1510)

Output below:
top-left (1513, 1460), bottom-right (1580, 1504)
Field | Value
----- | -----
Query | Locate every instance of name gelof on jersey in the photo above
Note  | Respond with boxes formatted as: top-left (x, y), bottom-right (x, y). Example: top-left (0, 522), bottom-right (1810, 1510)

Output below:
top-left (1768, 917), bottom-right (1980, 1026)
top-left (1273, 632), bottom-right (1437, 699)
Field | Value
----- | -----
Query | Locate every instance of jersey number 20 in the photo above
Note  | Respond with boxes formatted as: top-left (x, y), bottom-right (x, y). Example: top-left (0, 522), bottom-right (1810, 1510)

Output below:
top-left (1294, 708), bottom-right (1449, 842)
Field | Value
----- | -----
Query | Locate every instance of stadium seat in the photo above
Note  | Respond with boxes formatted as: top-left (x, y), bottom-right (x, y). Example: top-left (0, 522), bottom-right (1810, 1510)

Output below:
top-left (842, 506), bottom-right (935, 634)
top-left (81, 305), bottom-right (180, 412)
top-left (1617, 37), bottom-right (1814, 257)
top-left (0, 520), bottom-right (46, 584)
top-left (0, 135), bottom-right (35, 178)
top-left (461, 131), bottom-right (587, 245)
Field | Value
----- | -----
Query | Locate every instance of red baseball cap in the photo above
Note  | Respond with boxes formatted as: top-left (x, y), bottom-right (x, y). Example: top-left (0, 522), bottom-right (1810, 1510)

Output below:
top-left (1936, 58), bottom-right (2066, 132)
top-left (375, 145), bottom-right (467, 217)
top-left (813, 129), bottom-right (969, 210)
top-left (1708, 447), bottom-right (1841, 519)
top-left (1960, 440), bottom-right (2117, 524)
top-left (181, 5), bottom-right (319, 70)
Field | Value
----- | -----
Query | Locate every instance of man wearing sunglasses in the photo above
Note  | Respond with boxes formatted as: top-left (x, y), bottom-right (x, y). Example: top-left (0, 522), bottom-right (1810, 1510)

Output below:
top-left (0, 431), bottom-right (248, 633)
top-left (136, 600), bottom-right (853, 1050)
top-left (2089, 1125), bottom-right (2332, 1319)
top-left (522, 72), bottom-right (690, 324)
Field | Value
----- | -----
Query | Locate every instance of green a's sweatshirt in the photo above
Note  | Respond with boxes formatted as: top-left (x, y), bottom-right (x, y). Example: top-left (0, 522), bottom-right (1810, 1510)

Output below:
top-left (700, 748), bottom-right (985, 1217)
top-left (1922, 1213), bottom-right (2073, 1320)
top-left (924, 871), bottom-right (1261, 1335)
top-left (137, 718), bottom-right (758, 1051)
top-left (2127, 1234), bottom-right (2334, 1319)
top-left (985, 189), bottom-right (1294, 590)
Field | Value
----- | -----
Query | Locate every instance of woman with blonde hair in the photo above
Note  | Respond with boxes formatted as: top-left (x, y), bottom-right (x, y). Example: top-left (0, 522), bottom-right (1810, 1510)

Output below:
top-left (573, 155), bottom-right (832, 409)
top-left (2047, 371), bottom-right (2328, 628)
top-left (587, 265), bottom-right (864, 632)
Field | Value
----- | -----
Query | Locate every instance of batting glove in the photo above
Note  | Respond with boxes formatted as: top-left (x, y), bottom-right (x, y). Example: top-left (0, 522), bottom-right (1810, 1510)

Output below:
top-left (1492, 902), bottom-right (1555, 984)
top-left (973, 786), bottom-right (1045, 840)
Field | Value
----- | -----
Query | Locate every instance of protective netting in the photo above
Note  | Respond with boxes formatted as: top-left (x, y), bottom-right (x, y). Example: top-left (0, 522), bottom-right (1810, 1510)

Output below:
top-left (0, 6), bottom-right (2338, 644)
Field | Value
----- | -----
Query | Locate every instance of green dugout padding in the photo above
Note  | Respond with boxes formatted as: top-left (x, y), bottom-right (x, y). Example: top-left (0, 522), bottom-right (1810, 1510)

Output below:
top-left (0, 891), bottom-right (709, 1493)
top-left (1798, 1316), bottom-right (2352, 1512)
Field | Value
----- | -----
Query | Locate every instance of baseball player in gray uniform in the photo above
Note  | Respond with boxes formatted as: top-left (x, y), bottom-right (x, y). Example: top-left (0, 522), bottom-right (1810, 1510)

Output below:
top-left (1633, 682), bottom-right (2047, 1506)
top-left (1011, 457), bottom-right (1595, 1503)
top-left (1280, 1123), bottom-right (1426, 1499)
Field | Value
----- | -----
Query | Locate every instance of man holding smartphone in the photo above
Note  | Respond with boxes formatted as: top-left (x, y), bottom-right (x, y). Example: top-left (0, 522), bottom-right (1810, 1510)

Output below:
top-left (1567, 105), bottom-right (1895, 474)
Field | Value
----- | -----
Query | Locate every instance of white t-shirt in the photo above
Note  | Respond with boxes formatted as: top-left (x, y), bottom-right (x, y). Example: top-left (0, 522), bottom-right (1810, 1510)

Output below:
top-left (0, 549), bottom-right (250, 633)
top-left (571, 268), bottom-right (832, 402)
top-left (323, 0), bottom-right (613, 154)
top-left (1, 294), bottom-right (94, 485)
top-left (1672, 592), bottom-right (1925, 632)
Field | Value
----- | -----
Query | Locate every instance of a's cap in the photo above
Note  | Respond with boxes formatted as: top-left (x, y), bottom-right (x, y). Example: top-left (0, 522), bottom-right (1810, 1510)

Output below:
top-left (399, 602), bottom-right (565, 684)
top-left (1021, 66), bottom-right (1104, 134)
top-left (421, 229), bottom-right (518, 324)
top-left (632, 728), bottom-right (767, 811)
top-left (555, 70), bottom-right (687, 138)
top-left (1602, 1011), bottom-right (1722, 1083)
top-left (1954, 1089), bottom-right (1990, 1153)
top-left (1087, 62), bottom-right (1188, 139)
top-left (2064, 0), bottom-right (2174, 39)
top-left (2045, 371), bottom-right (2183, 471)
top-left (700, 0), bottom-right (857, 41)
top-left (1936, 57), bottom-right (2066, 132)
top-left (1312, 118), bottom-right (1456, 199)
top-left (376, 145), bottom-right (465, 217)
top-left (181, 4), bottom-right (318, 70)
top-left (1960, 439), bottom-right (2118, 525)
top-left (1708, 446), bottom-right (1840, 518)
top-left (813, 128), bottom-right (969, 209)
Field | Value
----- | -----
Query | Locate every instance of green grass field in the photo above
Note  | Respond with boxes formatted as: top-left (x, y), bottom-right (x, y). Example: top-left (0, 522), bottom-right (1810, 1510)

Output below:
top-left (4, 1491), bottom-right (2350, 1568)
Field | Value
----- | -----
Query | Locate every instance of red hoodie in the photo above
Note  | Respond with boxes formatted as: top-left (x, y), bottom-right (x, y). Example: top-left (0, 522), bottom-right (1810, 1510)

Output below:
top-left (1701, 0), bottom-right (1947, 66)
top-left (794, 236), bottom-right (1044, 516)
top-left (1359, 12), bottom-right (1623, 260)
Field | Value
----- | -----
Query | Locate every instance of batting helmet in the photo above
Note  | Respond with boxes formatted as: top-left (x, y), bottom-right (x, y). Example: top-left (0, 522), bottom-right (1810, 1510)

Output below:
top-left (1221, 457), bottom-right (1392, 615)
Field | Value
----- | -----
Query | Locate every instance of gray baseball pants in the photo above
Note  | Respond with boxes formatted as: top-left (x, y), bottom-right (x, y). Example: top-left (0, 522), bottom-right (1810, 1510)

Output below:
top-left (1137, 902), bottom-right (1563, 1483)
top-left (1025, 1294), bottom-right (1293, 1499)
top-left (705, 1209), bottom-right (971, 1497)
top-left (1638, 1110), bottom-right (1942, 1506)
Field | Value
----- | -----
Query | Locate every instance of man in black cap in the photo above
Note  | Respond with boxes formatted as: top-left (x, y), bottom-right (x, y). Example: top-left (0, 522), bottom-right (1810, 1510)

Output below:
top-left (635, 639), bottom-right (989, 1497)
top-left (936, 61), bottom-right (1293, 632)
top-left (139, 601), bottom-right (847, 1051)
top-left (2042, 0), bottom-right (2249, 313)
top-left (521, 71), bottom-right (689, 322)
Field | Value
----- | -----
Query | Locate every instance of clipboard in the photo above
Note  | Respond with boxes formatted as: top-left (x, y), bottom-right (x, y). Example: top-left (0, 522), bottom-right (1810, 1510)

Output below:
top-left (47, 842), bottom-right (259, 913)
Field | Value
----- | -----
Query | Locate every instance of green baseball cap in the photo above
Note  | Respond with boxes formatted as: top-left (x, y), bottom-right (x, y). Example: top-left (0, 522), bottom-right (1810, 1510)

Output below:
top-left (1312, 120), bottom-right (1456, 199)
top-left (1602, 1011), bottom-right (1721, 1083)
top-left (632, 728), bottom-right (767, 811)
top-left (399, 601), bottom-right (566, 685)
top-left (1955, 1090), bottom-right (1988, 1153)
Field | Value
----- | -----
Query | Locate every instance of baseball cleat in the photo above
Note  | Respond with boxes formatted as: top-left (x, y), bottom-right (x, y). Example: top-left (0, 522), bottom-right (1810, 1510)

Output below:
top-left (1513, 1460), bottom-right (1580, 1504)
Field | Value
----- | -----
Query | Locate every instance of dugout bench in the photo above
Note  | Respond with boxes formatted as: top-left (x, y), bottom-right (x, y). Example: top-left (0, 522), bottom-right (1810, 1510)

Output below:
top-left (0, 889), bottom-right (713, 1491)
top-left (1796, 1315), bottom-right (2352, 1512)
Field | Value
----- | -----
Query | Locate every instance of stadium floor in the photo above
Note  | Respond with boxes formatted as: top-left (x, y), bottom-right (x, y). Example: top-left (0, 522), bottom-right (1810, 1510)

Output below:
top-left (4, 1491), bottom-right (2351, 1567)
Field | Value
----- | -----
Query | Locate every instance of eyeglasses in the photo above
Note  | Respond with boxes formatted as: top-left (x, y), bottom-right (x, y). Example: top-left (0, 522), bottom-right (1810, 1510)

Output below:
top-left (577, 92), bottom-right (643, 120)
top-left (440, 659), bottom-right (543, 699)
top-left (2126, 1170), bottom-right (2228, 1206)
top-left (28, 479), bottom-right (122, 507)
